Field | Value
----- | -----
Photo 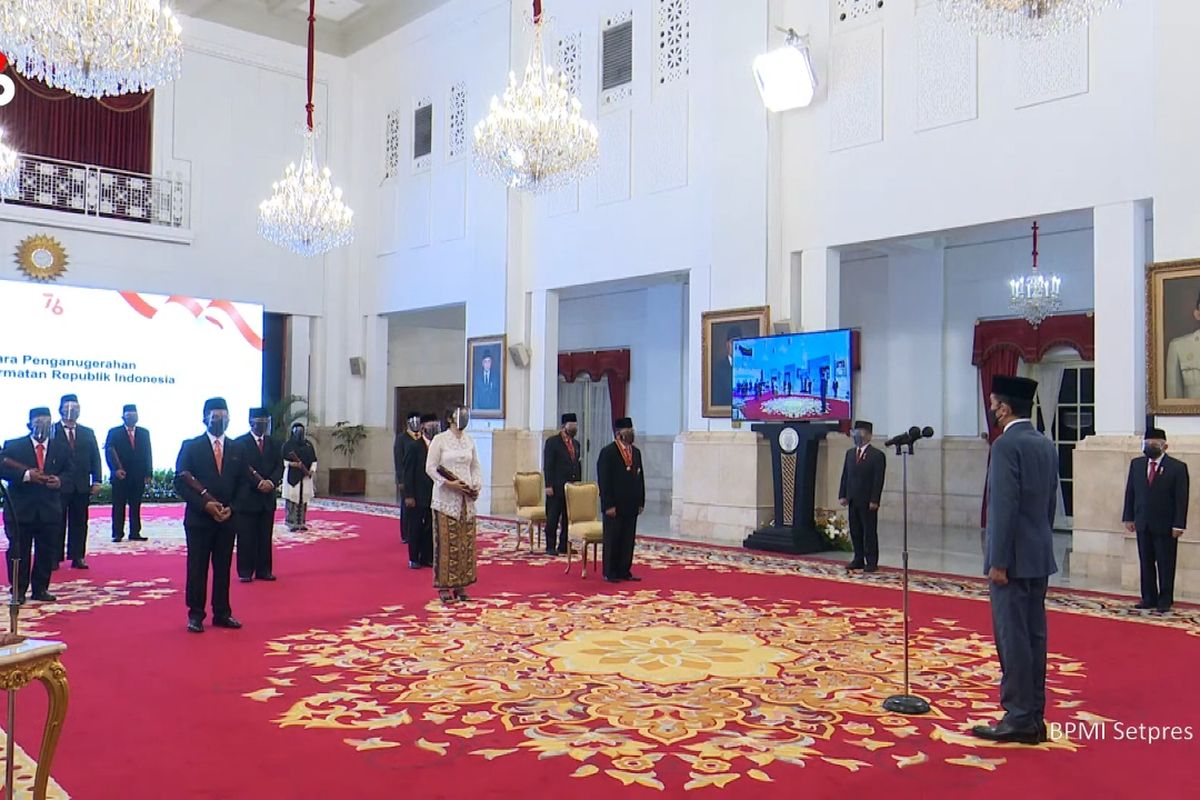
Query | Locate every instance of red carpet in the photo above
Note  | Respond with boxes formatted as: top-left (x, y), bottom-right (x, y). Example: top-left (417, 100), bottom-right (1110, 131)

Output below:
top-left (5, 503), bottom-right (1197, 798)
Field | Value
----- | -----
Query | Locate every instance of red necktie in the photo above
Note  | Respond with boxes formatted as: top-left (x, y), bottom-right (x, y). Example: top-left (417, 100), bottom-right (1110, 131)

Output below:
top-left (564, 434), bottom-right (575, 460)
top-left (257, 437), bottom-right (264, 454)
top-left (129, 429), bottom-right (136, 448)
top-left (214, 439), bottom-right (223, 475)
top-left (67, 428), bottom-right (75, 450)
top-left (35, 443), bottom-right (45, 470)
top-left (857, 448), bottom-right (865, 464)
top-left (1148, 461), bottom-right (1157, 487)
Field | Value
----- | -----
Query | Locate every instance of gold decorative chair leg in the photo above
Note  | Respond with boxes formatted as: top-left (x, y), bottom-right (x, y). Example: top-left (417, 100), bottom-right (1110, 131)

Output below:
top-left (34, 658), bottom-right (69, 800)
top-left (563, 541), bottom-right (573, 574)
top-left (514, 520), bottom-right (523, 551)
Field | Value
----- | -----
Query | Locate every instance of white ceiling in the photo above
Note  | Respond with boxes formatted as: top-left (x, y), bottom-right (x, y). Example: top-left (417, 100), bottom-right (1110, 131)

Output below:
top-left (174, 0), bottom-right (451, 56)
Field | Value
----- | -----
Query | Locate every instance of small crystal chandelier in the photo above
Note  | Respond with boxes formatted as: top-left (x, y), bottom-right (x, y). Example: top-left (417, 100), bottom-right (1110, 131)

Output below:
top-left (0, 129), bottom-right (19, 199)
top-left (474, 0), bottom-right (599, 193)
top-left (938, 0), bottom-right (1121, 39)
top-left (0, 0), bottom-right (183, 98)
top-left (258, 0), bottom-right (354, 257)
top-left (1010, 221), bottom-right (1062, 328)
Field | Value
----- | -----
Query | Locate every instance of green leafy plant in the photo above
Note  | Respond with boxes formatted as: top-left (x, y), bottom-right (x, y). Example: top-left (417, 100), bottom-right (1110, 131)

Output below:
top-left (815, 508), bottom-right (854, 552)
top-left (268, 394), bottom-right (316, 444)
top-left (331, 421), bottom-right (367, 469)
top-left (91, 468), bottom-right (181, 505)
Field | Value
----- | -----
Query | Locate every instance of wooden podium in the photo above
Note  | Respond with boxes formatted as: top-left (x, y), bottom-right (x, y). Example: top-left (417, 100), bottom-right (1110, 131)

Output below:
top-left (743, 422), bottom-right (837, 554)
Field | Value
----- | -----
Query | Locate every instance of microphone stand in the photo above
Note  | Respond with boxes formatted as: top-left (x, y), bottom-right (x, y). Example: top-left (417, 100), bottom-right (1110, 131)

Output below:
top-left (882, 433), bottom-right (931, 716)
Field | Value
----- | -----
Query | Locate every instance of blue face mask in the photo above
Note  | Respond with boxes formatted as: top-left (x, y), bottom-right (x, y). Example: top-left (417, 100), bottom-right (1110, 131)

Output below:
top-left (852, 431), bottom-right (867, 447)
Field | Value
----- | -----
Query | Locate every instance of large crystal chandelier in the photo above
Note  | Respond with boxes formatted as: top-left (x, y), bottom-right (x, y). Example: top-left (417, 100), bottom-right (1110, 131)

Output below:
top-left (938, 0), bottom-right (1121, 39)
top-left (0, 129), bottom-right (19, 199)
top-left (0, 0), bottom-right (182, 98)
top-left (258, 0), bottom-right (353, 257)
top-left (1010, 221), bottom-right (1062, 327)
top-left (474, 0), bottom-right (599, 193)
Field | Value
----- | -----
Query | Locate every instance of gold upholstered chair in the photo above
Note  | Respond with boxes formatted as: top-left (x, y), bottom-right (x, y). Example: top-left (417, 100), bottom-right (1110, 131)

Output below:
top-left (563, 482), bottom-right (604, 578)
top-left (513, 472), bottom-right (547, 552)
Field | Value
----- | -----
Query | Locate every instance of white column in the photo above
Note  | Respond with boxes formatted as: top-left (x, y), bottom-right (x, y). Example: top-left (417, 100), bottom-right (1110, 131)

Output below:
top-left (1094, 201), bottom-right (1148, 435)
top-left (800, 248), bottom-right (841, 331)
top-left (529, 289), bottom-right (559, 434)
top-left (362, 313), bottom-right (388, 428)
top-left (287, 316), bottom-right (312, 402)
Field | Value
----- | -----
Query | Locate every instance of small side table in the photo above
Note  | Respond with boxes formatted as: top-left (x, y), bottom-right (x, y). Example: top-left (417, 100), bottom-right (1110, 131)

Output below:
top-left (0, 639), bottom-right (68, 800)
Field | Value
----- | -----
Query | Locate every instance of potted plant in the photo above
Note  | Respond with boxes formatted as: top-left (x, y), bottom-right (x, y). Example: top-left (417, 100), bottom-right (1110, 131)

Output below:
top-left (329, 420), bottom-right (368, 496)
top-left (814, 509), bottom-right (854, 552)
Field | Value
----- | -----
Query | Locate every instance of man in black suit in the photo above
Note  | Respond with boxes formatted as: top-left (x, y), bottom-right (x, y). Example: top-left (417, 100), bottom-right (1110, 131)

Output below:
top-left (233, 408), bottom-right (284, 583)
top-left (402, 414), bottom-right (438, 569)
top-left (53, 394), bottom-right (102, 569)
top-left (473, 354), bottom-right (501, 410)
top-left (105, 404), bottom-right (152, 542)
top-left (174, 397), bottom-right (244, 633)
top-left (711, 328), bottom-right (739, 409)
top-left (838, 420), bottom-right (886, 572)
top-left (0, 407), bottom-right (70, 602)
top-left (543, 412), bottom-right (582, 555)
top-left (394, 410), bottom-right (421, 544)
top-left (597, 417), bottom-right (645, 583)
top-left (819, 369), bottom-right (829, 413)
top-left (1122, 427), bottom-right (1189, 613)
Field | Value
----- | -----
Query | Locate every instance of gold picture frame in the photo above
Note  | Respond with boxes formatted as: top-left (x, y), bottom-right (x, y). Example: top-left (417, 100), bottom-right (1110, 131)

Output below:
top-left (1148, 258), bottom-right (1200, 415)
top-left (467, 334), bottom-right (508, 420)
top-left (701, 306), bottom-right (771, 418)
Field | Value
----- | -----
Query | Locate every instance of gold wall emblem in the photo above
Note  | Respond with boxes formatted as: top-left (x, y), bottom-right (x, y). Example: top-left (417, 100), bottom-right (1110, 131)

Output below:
top-left (15, 234), bottom-right (69, 282)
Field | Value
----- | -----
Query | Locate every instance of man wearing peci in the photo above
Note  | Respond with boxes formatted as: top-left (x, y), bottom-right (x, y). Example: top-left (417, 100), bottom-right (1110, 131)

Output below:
top-left (597, 417), bottom-right (645, 583)
top-left (402, 413), bottom-right (438, 569)
top-left (52, 394), bottom-right (102, 570)
top-left (232, 408), bottom-right (284, 583)
top-left (394, 410), bottom-right (422, 544)
top-left (474, 353), bottom-right (501, 410)
top-left (543, 412), bottom-right (582, 555)
top-left (973, 375), bottom-right (1059, 745)
top-left (105, 404), bottom-right (152, 542)
top-left (838, 420), bottom-right (886, 573)
top-left (0, 407), bottom-right (71, 602)
top-left (174, 398), bottom-right (244, 634)
top-left (1122, 427), bottom-right (1189, 613)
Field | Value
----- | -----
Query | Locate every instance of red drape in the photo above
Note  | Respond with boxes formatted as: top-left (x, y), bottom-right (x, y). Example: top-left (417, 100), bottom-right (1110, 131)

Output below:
top-left (2, 67), bottom-right (153, 174)
top-left (558, 349), bottom-right (631, 424)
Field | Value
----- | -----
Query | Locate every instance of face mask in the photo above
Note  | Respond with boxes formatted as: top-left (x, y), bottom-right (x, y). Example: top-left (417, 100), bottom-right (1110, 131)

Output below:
top-left (1143, 443), bottom-right (1164, 460)
top-left (124, 413), bottom-right (139, 427)
top-left (61, 403), bottom-right (80, 422)
top-left (407, 418), bottom-right (421, 433)
top-left (251, 419), bottom-right (271, 437)
top-left (455, 410), bottom-right (470, 429)
top-left (292, 428), bottom-right (306, 444)
top-left (986, 405), bottom-right (1000, 430)
top-left (29, 420), bottom-right (51, 442)
top-left (852, 431), bottom-right (867, 447)
top-left (207, 414), bottom-right (228, 438)
top-left (619, 430), bottom-right (635, 445)
top-left (564, 425), bottom-right (578, 438)
top-left (423, 424), bottom-right (439, 439)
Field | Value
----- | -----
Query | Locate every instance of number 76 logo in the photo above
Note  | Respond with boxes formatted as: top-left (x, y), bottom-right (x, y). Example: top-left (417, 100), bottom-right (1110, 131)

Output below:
top-left (0, 53), bottom-right (15, 107)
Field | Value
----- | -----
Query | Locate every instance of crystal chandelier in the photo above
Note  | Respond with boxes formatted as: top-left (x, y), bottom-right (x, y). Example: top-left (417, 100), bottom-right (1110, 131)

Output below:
top-left (1010, 221), bottom-right (1062, 327)
top-left (0, 0), bottom-right (182, 98)
top-left (938, 0), bottom-right (1121, 39)
top-left (258, 0), bottom-right (353, 257)
top-left (474, 0), bottom-right (599, 193)
top-left (0, 129), bottom-right (19, 199)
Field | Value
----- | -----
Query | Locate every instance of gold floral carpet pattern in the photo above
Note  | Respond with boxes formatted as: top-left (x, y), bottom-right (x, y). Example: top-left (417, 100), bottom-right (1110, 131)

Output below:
top-left (0, 733), bottom-right (69, 800)
top-left (251, 589), bottom-right (1090, 790)
top-left (84, 514), bottom-right (358, 557)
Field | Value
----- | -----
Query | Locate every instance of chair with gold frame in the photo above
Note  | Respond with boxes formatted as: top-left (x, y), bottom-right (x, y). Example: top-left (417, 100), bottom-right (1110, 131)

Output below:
top-left (513, 472), bottom-right (547, 552)
top-left (563, 482), bottom-right (604, 578)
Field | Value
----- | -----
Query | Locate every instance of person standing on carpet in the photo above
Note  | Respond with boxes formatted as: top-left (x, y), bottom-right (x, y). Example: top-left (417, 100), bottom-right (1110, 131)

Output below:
top-left (425, 405), bottom-right (481, 604)
top-left (973, 375), bottom-right (1058, 745)
top-left (174, 398), bottom-right (244, 634)
top-left (394, 411), bottom-right (422, 543)
top-left (543, 412), bottom-right (582, 556)
top-left (402, 413), bottom-right (438, 569)
top-left (106, 404), bottom-right (152, 543)
top-left (1122, 427), bottom-right (1189, 613)
top-left (0, 407), bottom-right (70, 603)
top-left (53, 394), bottom-right (103, 571)
top-left (838, 420), bottom-right (886, 573)
top-left (281, 423), bottom-right (317, 532)
top-left (233, 408), bottom-right (284, 583)
top-left (597, 417), bottom-right (645, 583)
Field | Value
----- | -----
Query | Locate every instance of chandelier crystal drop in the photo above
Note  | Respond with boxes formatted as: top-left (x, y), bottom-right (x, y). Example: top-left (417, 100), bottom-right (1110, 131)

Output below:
top-left (474, 0), bottom-right (599, 193)
top-left (0, 0), bottom-right (183, 97)
top-left (257, 0), bottom-right (353, 257)
top-left (1009, 221), bottom-right (1062, 328)
top-left (937, 0), bottom-right (1121, 39)
top-left (0, 129), bottom-right (19, 200)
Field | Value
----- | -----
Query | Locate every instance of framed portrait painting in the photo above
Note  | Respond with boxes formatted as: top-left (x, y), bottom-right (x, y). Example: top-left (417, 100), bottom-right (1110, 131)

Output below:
top-left (1148, 259), bottom-right (1200, 415)
top-left (701, 306), bottom-right (771, 418)
top-left (467, 334), bottom-right (507, 420)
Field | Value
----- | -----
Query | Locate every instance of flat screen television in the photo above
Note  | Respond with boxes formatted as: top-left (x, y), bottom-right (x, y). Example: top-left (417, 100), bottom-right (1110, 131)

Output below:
top-left (731, 329), bottom-right (853, 422)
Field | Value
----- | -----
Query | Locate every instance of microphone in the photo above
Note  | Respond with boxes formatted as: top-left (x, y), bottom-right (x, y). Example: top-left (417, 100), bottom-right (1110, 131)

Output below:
top-left (885, 427), bottom-right (922, 448)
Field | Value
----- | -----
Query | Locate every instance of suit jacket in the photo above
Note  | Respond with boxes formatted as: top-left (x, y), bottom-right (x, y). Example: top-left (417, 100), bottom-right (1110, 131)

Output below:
top-left (53, 422), bottom-right (102, 493)
top-left (1123, 455), bottom-right (1189, 536)
top-left (0, 436), bottom-right (71, 524)
top-left (984, 421), bottom-right (1059, 579)
top-left (543, 433), bottom-right (582, 491)
top-left (173, 434), bottom-right (246, 528)
top-left (597, 441), bottom-right (645, 518)
top-left (105, 425), bottom-right (152, 482)
top-left (838, 445), bottom-right (886, 506)
top-left (402, 435), bottom-right (434, 508)
top-left (394, 432), bottom-right (420, 488)
top-left (231, 433), bottom-right (284, 512)
top-left (474, 372), bottom-right (500, 410)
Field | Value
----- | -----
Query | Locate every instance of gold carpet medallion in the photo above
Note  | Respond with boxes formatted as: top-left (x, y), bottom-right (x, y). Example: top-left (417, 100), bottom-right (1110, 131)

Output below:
top-left (16, 234), bottom-right (69, 282)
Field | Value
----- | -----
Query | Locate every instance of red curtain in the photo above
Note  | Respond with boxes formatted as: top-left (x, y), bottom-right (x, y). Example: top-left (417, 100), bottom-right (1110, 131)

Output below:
top-left (558, 349), bottom-right (631, 424)
top-left (1, 67), bottom-right (153, 174)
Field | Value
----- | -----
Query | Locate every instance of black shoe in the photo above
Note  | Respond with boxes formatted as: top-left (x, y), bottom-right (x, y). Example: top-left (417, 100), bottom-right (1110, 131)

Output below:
top-left (71, 559), bottom-right (89, 569)
top-left (970, 721), bottom-right (1041, 744)
top-left (557, 546), bottom-right (568, 555)
top-left (31, 592), bottom-right (56, 602)
top-left (129, 534), bottom-right (148, 541)
top-left (112, 536), bottom-right (124, 543)
top-left (1037, 722), bottom-right (1048, 743)
top-left (624, 575), bottom-right (642, 582)
top-left (846, 561), bottom-right (865, 571)
top-left (603, 576), bottom-right (620, 583)
top-left (1155, 605), bottom-right (1172, 614)
top-left (420, 561), bottom-right (433, 568)
top-left (409, 561), bottom-right (421, 569)
top-left (212, 617), bottom-right (242, 629)
top-left (239, 576), bottom-right (253, 583)
top-left (864, 565), bottom-right (879, 573)
top-left (1134, 602), bottom-right (1155, 610)
top-left (187, 619), bottom-right (204, 633)
top-left (544, 548), bottom-right (558, 556)
top-left (257, 574), bottom-right (277, 582)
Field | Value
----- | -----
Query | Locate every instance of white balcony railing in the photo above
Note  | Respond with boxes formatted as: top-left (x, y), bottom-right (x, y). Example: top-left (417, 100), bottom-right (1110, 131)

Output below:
top-left (2, 154), bottom-right (189, 229)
